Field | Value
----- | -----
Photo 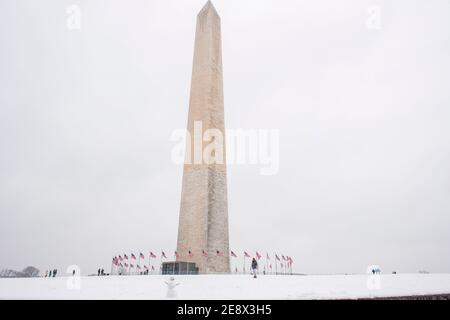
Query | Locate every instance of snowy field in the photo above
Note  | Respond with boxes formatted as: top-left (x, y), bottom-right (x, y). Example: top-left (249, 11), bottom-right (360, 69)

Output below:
top-left (1, 274), bottom-right (450, 300)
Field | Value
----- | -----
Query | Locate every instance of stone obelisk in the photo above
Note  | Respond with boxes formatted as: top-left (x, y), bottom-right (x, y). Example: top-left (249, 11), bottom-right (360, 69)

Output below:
top-left (176, 1), bottom-right (230, 274)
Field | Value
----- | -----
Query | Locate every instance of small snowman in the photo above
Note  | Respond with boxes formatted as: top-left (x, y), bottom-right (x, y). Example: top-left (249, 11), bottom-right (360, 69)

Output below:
top-left (165, 277), bottom-right (180, 298)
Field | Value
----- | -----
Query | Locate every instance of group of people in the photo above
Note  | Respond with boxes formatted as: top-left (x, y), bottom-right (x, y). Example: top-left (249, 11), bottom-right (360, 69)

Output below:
top-left (44, 269), bottom-right (58, 277)
top-left (371, 268), bottom-right (381, 274)
top-left (43, 259), bottom-right (259, 279)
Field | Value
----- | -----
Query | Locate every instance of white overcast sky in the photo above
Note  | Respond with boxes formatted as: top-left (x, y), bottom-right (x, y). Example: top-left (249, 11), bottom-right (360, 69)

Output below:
top-left (1, 0), bottom-right (450, 275)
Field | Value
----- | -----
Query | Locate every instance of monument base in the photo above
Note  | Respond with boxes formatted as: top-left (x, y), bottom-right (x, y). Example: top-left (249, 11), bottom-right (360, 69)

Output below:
top-left (162, 261), bottom-right (199, 275)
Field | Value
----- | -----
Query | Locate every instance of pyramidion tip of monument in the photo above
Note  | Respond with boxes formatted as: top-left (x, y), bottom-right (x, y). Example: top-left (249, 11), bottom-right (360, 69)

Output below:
top-left (199, 0), bottom-right (219, 17)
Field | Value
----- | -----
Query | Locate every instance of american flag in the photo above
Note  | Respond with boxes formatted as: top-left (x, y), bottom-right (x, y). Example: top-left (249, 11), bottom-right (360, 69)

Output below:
top-left (118, 255), bottom-right (123, 261)
top-left (216, 250), bottom-right (224, 257)
top-left (230, 251), bottom-right (237, 258)
top-left (275, 254), bottom-right (281, 261)
top-left (139, 252), bottom-right (145, 259)
top-left (256, 252), bottom-right (262, 260)
top-left (244, 251), bottom-right (251, 258)
top-left (124, 254), bottom-right (128, 260)
top-left (162, 251), bottom-right (167, 259)
top-left (131, 253), bottom-right (136, 260)
top-left (150, 252), bottom-right (156, 258)
top-left (188, 250), bottom-right (193, 257)
top-left (202, 250), bottom-right (208, 257)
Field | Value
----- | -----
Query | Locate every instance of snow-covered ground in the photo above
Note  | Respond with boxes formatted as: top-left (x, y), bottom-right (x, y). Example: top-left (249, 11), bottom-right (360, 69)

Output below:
top-left (1, 274), bottom-right (450, 300)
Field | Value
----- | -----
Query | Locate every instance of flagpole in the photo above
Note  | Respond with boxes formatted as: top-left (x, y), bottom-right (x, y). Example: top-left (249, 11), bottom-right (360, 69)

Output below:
top-left (275, 258), bottom-right (278, 275)
top-left (128, 256), bottom-right (131, 276)
top-left (148, 253), bottom-right (152, 275)
top-left (138, 256), bottom-right (141, 275)
top-left (131, 253), bottom-right (134, 275)
top-left (131, 254), bottom-right (133, 276)
top-left (265, 254), bottom-right (268, 275)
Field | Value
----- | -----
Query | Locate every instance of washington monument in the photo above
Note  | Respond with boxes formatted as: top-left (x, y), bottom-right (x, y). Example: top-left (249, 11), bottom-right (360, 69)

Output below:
top-left (176, 1), bottom-right (230, 274)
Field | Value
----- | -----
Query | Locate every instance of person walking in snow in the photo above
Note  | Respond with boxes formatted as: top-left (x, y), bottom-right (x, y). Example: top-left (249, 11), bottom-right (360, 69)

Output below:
top-left (165, 277), bottom-right (180, 298)
top-left (251, 258), bottom-right (258, 278)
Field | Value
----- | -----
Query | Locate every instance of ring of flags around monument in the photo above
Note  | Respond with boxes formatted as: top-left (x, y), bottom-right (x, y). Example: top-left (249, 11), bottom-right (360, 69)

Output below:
top-left (111, 250), bottom-right (294, 275)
